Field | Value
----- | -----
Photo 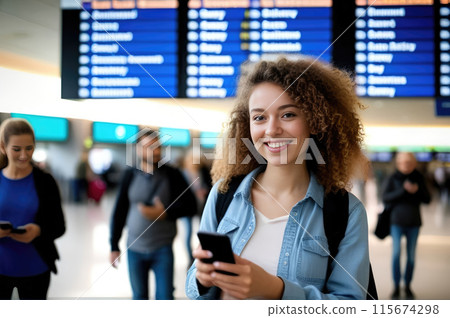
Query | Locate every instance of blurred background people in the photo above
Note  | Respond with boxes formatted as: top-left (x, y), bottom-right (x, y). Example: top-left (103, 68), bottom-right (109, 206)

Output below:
top-left (72, 150), bottom-right (93, 203)
top-left (109, 129), bottom-right (197, 299)
top-left (179, 148), bottom-right (212, 266)
top-left (382, 152), bottom-right (431, 300)
top-left (0, 118), bottom-right (65, 300)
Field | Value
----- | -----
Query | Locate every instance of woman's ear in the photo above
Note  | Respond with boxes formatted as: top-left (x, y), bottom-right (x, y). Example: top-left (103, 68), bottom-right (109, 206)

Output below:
top-left (0, 143), bottom-right (5, 155)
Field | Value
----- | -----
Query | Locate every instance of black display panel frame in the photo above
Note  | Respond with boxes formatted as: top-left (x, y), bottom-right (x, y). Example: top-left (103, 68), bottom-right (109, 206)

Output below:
top-left (60, 0), bottom-right (450, 104)
top-left (61, 9), bottom-right (81, 99)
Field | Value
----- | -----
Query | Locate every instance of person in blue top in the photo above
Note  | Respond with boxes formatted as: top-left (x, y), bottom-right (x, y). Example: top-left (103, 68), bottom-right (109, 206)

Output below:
top-left (0, 118), bottom-right (65, 300)
top-left (186, 56), bottom-right (370, 300)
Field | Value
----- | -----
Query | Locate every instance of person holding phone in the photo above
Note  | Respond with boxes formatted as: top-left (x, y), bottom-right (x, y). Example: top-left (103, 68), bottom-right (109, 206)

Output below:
top-left (186, 56), bottom-right (371, 300)
top-left (382, 152), bottom-right (430, 299)
top-left (0, 118), bottom-right (65, 300)
top-left (109, 129), bottom-right (197, 300)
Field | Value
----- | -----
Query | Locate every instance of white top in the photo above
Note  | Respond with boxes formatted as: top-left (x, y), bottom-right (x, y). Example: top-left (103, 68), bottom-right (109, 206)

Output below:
top-left (240, 208), bottom-right (289, 276)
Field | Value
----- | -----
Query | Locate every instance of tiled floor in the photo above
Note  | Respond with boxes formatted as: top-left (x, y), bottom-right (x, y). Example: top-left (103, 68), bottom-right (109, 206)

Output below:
top-left (43, 179), bottom-right (450, 300)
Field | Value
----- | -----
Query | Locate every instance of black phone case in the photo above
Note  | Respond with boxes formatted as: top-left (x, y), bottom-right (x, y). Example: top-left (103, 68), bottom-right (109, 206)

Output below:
top-left (197, 231), bottom-right (237, 276)
top-left (11, 228), bottom-right (27, 234)
top-left (0, 221), bottom-right (13, 230)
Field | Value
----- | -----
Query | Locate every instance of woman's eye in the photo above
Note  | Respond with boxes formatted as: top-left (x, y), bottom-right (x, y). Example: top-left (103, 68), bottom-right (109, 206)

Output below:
top-left (282, 112), bottom-right (296, 118)
top-left (253, 115), bottom-right (264, 121)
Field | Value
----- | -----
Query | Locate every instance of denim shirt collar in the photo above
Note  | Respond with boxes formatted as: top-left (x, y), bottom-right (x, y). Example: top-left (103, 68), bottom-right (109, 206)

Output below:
top-left (233, 166), bottom-right (325, 209)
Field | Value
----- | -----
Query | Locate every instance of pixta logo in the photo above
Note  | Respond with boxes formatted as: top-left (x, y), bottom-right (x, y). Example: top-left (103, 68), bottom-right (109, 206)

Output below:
top-left (126, 128), bottom-right (172, 174)
top-left (191, 137), bottom-right (325, 165)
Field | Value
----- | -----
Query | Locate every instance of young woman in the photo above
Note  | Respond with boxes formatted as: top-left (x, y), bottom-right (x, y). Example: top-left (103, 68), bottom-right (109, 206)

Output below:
top-left (186, 56), bottom-right (370, 300)
top-left (0, 118), bottom-right (65, 300)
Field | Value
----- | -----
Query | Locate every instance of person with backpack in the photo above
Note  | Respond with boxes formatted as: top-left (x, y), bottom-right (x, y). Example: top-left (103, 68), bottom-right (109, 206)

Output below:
top-left (110, 129), bottom-right (197, 299)
top-left (185, 56), bottom-right (375, 300)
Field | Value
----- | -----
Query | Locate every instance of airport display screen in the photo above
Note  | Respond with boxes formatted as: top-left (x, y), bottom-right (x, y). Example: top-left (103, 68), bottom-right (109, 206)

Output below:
top-left (62, 0), bottom-right (450, 100)
top-left (437, 0), bottom-right (450, 97)
top-left (62, 0), bottom-right (178, 98)
top-left (62, 0), bottom-right (333, 99)
top-left (199, 131), bottom-right (220, 148)
top-left (184, 0), bottom-right (332, 98)
top-left (158, 127), bottom-right (191, 147)
top-left (92, 122), bottom-right (139, 143)
top-left (354, 0), bottom-right (435, 97)
top-left (11, 113), bottom-right (69, 142)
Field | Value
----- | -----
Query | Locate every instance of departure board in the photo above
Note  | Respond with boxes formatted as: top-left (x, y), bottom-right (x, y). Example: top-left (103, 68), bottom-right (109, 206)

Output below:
top-left (437, 1), bottom-right (450, 115)
top-left (62, 0), bottom-right (178, 98)
top-left (184, 0), bottom-right (332, 98)
top-left (354, 0), bottom-right (435, 97)
top-left (438, 0), bottom-right (450, 97)
top-left (61, 0), bottom-right (450, 101)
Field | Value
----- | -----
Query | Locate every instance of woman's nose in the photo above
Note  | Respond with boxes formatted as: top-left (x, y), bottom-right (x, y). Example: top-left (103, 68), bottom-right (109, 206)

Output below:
top-left (265, 118), bottom-right (282, 136)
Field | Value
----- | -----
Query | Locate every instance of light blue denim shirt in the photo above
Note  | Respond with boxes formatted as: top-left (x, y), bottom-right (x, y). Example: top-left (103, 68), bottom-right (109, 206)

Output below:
top-left (186, 167), bottom-right (370, 300)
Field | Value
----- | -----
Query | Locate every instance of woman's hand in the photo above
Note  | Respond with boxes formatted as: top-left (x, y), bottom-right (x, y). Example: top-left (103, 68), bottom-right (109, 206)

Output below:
top-left (193, 248), bottom-right (284, 299)
top-left (193, 245), bottom-right (216, 288)
top-left (210, 254), bottom-right (284, 299)
top-left (0, 228), bottom-right (11, 238)
top-left (8, 223), bottom-right (41, 243)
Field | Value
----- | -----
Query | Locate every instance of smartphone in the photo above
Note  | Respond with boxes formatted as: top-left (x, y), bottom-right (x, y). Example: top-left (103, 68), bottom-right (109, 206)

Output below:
top-left (197, 231), bottom-right (237, 276)
top-left (11, 226), bottom-right (27, 234)
top-left (0, 221), bottom-right (13, 230)
top-left (0, 222), bottom-right (26, 234)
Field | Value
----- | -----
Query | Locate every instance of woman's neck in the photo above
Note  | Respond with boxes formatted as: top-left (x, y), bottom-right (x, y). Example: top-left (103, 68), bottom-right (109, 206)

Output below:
top-left (256, 163), bottom-right (310, 196)
top-left (3, 164), bottom-right (33, 180)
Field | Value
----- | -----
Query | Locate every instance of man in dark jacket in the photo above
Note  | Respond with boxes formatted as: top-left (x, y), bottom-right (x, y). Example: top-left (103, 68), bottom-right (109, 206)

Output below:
top-left (109, 129), bottom-right (197, 299)
top-left (383, 152), bottom-right (430, 300)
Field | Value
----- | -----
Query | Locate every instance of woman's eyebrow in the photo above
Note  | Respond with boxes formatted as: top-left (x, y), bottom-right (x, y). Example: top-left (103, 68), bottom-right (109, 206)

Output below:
top-left (249, 107), bottom-right (265, 113)
top-left (250, 104), bottom-right (298, 113)
top-left (278, 104), bottom-right (299, 110)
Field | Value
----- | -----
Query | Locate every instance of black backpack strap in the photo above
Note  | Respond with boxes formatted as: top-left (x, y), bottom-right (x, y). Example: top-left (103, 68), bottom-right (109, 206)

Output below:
top-left (323, 190), bottom-right (378, 300)
top-left (323, 190), bottom-right (349, 283)
top-left (367, 264), bottom-right (378, 300)
top-left (215, 175), bottom-right (246, 224)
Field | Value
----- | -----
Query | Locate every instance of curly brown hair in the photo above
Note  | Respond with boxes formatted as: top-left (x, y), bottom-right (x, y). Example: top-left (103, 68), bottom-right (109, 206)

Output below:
top-left (211, 56), bottom-right (368, 194)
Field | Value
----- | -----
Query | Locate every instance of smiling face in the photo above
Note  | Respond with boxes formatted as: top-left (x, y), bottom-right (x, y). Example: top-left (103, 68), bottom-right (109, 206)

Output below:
top-left (249, 82), bottom-right (310, 167)
top-left (1, 134), bottom-right (35, 170)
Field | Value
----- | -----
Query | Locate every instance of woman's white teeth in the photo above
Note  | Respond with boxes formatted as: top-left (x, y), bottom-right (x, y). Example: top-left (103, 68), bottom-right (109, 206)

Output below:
top-left (268, 142), bottom-right (288, 148)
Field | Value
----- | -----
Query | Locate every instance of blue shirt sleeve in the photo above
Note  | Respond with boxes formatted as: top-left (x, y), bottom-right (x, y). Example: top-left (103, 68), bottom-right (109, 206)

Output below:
top-left (185, 181), bottom-right (221, 299)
